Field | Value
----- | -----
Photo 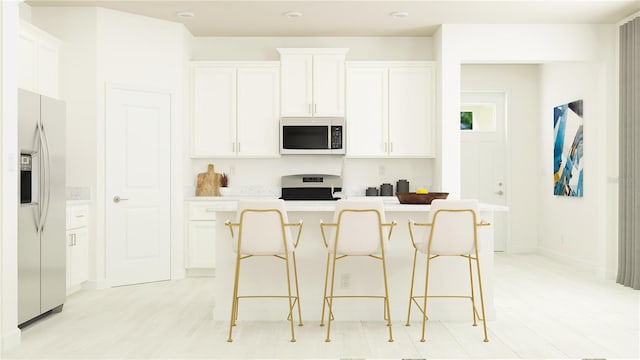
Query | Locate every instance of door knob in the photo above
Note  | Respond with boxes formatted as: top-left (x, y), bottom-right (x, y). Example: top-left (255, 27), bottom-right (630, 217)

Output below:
top-left (495, 190), bottom-right (504, 195)
top-left (113, 195), bottom-right (129, 203)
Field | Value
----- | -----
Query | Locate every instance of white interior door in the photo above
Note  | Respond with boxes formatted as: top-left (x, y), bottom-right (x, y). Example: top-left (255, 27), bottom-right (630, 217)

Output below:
top-left (461, 91), bottom-right (509, 251)
top-left (106, 86), bottom-right (171, 286)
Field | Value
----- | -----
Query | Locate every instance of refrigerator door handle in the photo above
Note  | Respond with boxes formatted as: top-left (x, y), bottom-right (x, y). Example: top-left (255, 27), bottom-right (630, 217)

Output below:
top-left (36, 123), bottom-right (45, 232)
top-left (39, 123), bottom-right (52, 232)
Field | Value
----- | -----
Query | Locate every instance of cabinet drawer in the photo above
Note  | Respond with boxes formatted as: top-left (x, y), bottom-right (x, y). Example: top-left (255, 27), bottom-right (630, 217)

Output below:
top-left (68, 205), bottom-right (88, 229)
top-left (189, 203), bottom-right (217, 221)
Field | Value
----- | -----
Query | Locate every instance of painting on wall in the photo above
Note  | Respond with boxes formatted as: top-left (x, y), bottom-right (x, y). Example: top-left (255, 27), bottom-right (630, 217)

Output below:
top-left (553, 99), bottom-right (584, 197)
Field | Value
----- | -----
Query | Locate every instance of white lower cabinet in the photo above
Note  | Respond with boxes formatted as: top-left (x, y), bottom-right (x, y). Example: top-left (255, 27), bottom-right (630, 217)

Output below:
top-left (185, 202), bottom-right (216, 273)
top-left (66, 203), bottom-right (89, 294)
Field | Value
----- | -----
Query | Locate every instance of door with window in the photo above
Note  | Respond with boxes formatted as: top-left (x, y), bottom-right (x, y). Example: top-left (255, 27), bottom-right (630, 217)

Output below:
top-left (461, 91), bottom-right (508, 251)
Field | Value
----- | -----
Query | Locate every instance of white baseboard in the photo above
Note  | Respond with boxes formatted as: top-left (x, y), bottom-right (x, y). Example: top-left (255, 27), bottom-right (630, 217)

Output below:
top-left (506, 247), bottom-right (538, 254)
top-left (66, 283), bottom-right (83, 296)
top-left (537, 248), bottom-right (600, 275)
top-left (186, 268), bottom-right (215, 278)
top-left (83, 279), bottom-right (108, 290)
top-left (172, 269), bottom-right (186, 280)
top-left (2, 327), bottom-right (21, 352)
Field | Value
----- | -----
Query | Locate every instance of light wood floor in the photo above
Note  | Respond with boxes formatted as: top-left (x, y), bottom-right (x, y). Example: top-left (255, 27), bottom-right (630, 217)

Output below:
top-left (4, 253), bottom-right (639, 359)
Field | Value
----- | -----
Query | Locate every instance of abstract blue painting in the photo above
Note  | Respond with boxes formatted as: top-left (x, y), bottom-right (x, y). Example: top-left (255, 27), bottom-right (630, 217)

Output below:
top-left (553, 99), bottom-right (584, 197)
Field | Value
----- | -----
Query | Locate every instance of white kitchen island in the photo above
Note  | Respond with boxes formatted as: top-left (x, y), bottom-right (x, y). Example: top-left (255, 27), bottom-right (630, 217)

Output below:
top-left (207, 198), bottom-right (504, 323)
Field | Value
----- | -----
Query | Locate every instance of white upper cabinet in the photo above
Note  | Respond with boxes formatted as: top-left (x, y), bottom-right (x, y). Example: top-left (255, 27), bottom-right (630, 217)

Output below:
top-left (278, 48), bottom-right (348, 117)
top-left (237, 66), bottom-right (280, 156)
top-left (346, 66), bottom-right (388, 157)
top-left (190, 62), bottom-right (280, 158)
top-left (192, 66), bottom-right (236, 157)
top-left (19, 21), bottom-right (61, 99)
top-left (388, 65), bottom-right (435, 157)
top-left (346, 62), bottom-right (436, 158)
top-left (279, 54), bottom-right (313, 116)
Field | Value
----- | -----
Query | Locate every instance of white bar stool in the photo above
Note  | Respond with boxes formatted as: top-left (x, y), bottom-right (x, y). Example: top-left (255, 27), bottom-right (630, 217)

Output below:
top-left (319, 199), bottom-right (397, 342)
top-left (224, 199), bottom-right (303, 342)
top-left (406, 199), bottom-right (490, 342)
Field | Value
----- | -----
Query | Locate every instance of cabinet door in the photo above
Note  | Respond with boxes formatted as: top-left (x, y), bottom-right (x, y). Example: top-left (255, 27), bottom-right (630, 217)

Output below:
top-left (66, 231), bottom-right (72, 290)
top-left (191, 66), bottom-right (237, 157)
top-left (280, 54), bottom-right (313, 117)
top-left (313, 54), bottom-right (345, 117)
top-left (18, 29), bottom-right (38, 93)
top-left (19, 23), bottom-right (60, 98)
top-left (69, 228), bottom-right (89, 288)
top-left (237, 66), bottom-right (280, 157)
top-left (389, 66), bottom-right (435, 157)
top-left (346, 66), bottom-right (388, 157)
top-left (37, 40), bottom-right (59, 98)
top-left (187, 221), bottom-right (216, 268)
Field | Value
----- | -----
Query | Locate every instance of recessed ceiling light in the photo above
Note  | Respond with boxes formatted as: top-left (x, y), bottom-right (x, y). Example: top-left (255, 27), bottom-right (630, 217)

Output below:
top-left (176, 12), bottom-right (195, 18)
top-left (390, 11), bottom-right (409, 19)
top-left (283, 11), bottom-right (303, 18)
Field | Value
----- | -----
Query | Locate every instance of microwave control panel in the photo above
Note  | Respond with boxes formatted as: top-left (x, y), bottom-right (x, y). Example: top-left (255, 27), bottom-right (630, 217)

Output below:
top-left (331, 126), bottom-right (343, 149)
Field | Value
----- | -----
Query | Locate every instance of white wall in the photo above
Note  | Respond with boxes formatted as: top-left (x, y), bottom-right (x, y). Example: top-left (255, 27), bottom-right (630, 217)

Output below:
top-left (31, 6), bottom-right (191, 285)
top-left (438, 24), bottom-right (617, 276)
top-left (1, 0), bottom-right (21, 351)
top-left (31, 6), bottom-right (99, 281)
top-left (95, 8), bottom-right (190, 282)
top-left (193, 36), bottom-right (433, 61)
top-left (538, 62), bottom-right (610, 274)
top-left (1, 0), bottom-right (4, 349)
top-left (461, 64), bottom-right (541, 253)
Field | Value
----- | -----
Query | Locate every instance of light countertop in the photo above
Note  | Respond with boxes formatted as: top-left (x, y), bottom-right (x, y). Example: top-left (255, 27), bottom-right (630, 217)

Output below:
top-left (184, 196), bottom-right (508, 212)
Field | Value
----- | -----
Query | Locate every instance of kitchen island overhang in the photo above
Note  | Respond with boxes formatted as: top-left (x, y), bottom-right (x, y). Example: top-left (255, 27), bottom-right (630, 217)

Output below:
top-left (207, 199), bottom-right (505, 322)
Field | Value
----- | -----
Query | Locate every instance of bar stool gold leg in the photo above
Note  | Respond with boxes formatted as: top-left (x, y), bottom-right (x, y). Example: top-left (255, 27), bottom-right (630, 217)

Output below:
top-left (420, 255), bottom-right (432, 342)
top-left (325, 252), bottom-right (338, 342)
top-left (406, 248), bottom-right (418, 326)
top-left (292, 252), bottom-right (303, 327)
top-left (475, 250), bottom-right (489, 342)
top-left (381, 249), bottom-right (394, 342)
top-left (284, 253), bottom-right (296, 342)
top-left (227, 253), bottom-right (241, 342)
top-left (320, 253), bottom-right (331, 327)
top-left (468, 255), bottom-right (478, 326)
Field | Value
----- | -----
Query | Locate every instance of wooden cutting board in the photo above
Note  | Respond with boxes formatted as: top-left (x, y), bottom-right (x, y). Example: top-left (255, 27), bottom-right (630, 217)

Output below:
top-left (196, 164), bottom-right (220, 196)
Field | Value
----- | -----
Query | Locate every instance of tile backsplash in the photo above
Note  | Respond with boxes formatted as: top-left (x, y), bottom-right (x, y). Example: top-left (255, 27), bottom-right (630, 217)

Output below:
top-left (187, 157), bottom-right (434, 198)
top-left (66, 187), bottom-right (91, 200)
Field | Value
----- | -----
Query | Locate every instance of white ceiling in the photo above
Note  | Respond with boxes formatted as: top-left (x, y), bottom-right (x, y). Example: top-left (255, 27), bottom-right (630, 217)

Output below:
top-left (25, 0), bottom-right (640, 36)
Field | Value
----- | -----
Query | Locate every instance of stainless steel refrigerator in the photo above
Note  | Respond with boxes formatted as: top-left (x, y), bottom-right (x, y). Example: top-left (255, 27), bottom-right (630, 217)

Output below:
top-left (18, 89), bottom-right (66, 326)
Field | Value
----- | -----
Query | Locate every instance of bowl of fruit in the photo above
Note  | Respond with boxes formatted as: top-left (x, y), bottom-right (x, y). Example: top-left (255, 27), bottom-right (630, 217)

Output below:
top-left (396, 189), bottom-right (449, 205)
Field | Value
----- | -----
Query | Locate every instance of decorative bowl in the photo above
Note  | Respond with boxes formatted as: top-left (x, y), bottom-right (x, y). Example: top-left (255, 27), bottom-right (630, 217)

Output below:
top-left (396, 192), bottom-right (449, 205)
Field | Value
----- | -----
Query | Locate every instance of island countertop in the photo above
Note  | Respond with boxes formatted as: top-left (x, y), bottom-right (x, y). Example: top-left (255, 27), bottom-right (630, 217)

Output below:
top-left (184, 196), bottom-right (508, 213)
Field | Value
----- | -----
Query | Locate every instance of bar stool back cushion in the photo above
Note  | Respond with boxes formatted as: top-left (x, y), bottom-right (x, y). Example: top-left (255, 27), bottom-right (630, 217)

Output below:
top-left (329, 199), bottom-right (386, 255)
top-left (421, 199), bottom-right (479, 256)
top-left (234, 199), bottom-right (294, 255)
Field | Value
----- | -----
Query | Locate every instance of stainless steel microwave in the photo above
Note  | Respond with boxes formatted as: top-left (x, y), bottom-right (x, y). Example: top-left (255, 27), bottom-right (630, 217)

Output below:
top-left (280, 117), bottom-right (345, 155)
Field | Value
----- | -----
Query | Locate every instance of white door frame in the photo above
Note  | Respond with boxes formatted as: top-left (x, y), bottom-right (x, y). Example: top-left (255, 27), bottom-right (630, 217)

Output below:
top-left (461, 90), bottom-right (511, 252)
top-left (103, 83), bottom-right (175, 287)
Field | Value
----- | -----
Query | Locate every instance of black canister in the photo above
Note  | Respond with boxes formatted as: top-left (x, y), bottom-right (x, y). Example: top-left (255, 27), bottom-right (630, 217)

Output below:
top-left (396, 179), bottom-right (409, 193)
top-left (366, 187), bottom-right (379, 196)
top-left (380, 183), bottom-right (393, 196)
